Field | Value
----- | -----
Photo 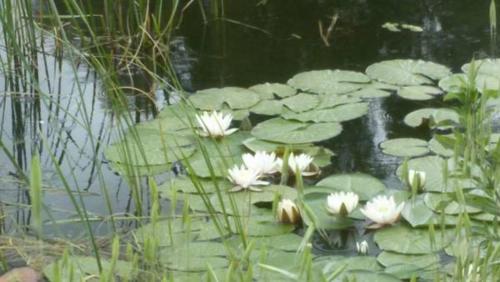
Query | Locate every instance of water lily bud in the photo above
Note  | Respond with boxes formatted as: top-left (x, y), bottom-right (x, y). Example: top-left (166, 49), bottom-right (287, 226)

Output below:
top-left (356, 240), bottom-right (369, 255)
top-left (326, 192), bottom-right (359, 216)
top-left (407, 169), bottom-right (426, 193)
top-left (277, 199), bottom-right (301, 224)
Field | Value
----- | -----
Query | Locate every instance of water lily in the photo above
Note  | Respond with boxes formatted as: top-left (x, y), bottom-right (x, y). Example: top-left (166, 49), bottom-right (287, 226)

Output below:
top-left (277, 199), bottom-right (301, 224)
top-left (242, 151), bottom-right (281, 176)
top-left (360, 195), bottom-right (404, 229)
top-left (227, 165), bottom-right (269, 192)
top-left (326, 191), bottom-right (359, 216)
top-left (356, 240), bottom-right (369, 255)
top-left (196, 111), bottom-right (237, 138)
top-left (407, 169), bottom-right (426, 192)
top-left (288, 153), bottom-right (317, 176)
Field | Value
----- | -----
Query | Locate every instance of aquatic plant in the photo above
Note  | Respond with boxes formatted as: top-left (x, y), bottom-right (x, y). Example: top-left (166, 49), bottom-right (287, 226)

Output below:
top-left (360, 195), bottom-right (405, 229)
top-left (226, 164), bottom-right (269, 192)
top-left (326, 192), bottom-right (359, 216)
top-left (195, 111), bottom-right (238, 138)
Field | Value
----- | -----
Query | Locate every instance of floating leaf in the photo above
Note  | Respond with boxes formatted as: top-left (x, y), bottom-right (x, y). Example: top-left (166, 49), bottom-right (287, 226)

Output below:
top-left (438, 73), bottom-right (500, 92)
top-left (105, 130), bottom-right (195, 168)
top-left (315, 173), bottom-right (386, 201)
top-left (251, 118), bottom-right (342, 144)
top-left (317, 95), bottom-right (362, 109)
top-left (280, 93), bottom-right (320, 112)
top-left (287, 70), bottom-right (370, 95)
top-left (374, 225), bottom-right (454, 254)
top-left (282, 103), bottom-right (369, 123)
top-left (462, 59), bottom-right (500, 79)
top-left (424, 192), bottom-right (482, 214)
top-left (429, 136), bottom-right (454, 157)
top-left (401, 195), bottom-right (435, 227)
top-left (158, 176), bottom-right (232, 194)
top-left (189, 87), bottom-right (260, 110)
top-left (250, 99), bottom-right (284, 116)
top-left (43, 256), bottom-right (135, 282)
top-left (403, 108), bottom-right (459, 128)
top-left (378, 251), bottom-right (439, 279)
top-left (366, 59), bottom-right (451, 86)
top-left (396, 156), bottom-right (476, 192)
top-left (250, 83), bottom-right (297, 99)
top-left (160, 242), bottom-right (228, 271)
top-left (380, 138), bottom-right (429, 157)
top-left (397, 85), bottom-right (442, 101)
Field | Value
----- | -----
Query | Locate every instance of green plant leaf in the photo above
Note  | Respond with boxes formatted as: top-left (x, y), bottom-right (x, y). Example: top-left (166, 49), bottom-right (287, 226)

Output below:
top-left (380, 138), bottom-right (429, 157)
top-left (397, 85), bottom-right (442, 101)
top-left (315, 173), bottom-right (386, 200)
top-left (403, 108), bottom-right (459, 128)
top-left (250, 82), bottom-right (297, 99)
top-left (287, 70), bottom-right (370, 95)
top-left (366, 59), bottom-right (451, 86)
top-left (189, 87), bottom-right (260, 110)
top-left (282, 103), bottom-right (369, 123)
top-left (251, 118), bottom-right (342, 144)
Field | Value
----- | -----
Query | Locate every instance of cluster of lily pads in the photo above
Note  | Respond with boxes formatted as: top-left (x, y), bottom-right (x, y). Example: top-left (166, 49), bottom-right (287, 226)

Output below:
top-left (93, 58), bottom-right (500, 280)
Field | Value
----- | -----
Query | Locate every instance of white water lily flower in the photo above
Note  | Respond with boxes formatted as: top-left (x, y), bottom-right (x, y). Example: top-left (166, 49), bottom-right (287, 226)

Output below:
top-left (227, 165), bottom-right (269, 192)
top-left (407, 169), bottom-right (426, 192)
top-left (196, 111), bottom-right (237, 138)
top-left (360, 195), bottom-right (405, 228)
top-left (288, 153), bottom-right (316, 176)
top-left (242, 151), bottom-right (281, 176)
top-left (326, 192), bottom-right (359, 216)
top-left (356, 240), bottom-right (369, 255)
top-left (277, 199), bottom-right (301, 224)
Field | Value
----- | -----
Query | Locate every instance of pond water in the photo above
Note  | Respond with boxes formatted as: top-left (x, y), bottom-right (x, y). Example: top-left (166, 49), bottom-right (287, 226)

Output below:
top-left (0, 0), bottom-right (496, 238)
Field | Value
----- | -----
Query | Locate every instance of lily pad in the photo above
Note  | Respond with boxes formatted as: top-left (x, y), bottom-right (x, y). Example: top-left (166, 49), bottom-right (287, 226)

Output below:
top-left (397, 85), bottom-right (442, 101)
top-left (105, 130), bottom-right (195, 167)
top-left (189, 87), bottom-right (260, 110)
top-left (401, 195), bottom-right (436, 227)
top-left (374, 225), bottom-right (454, 254)
top-left (250, 99), bottom-right (284, 116)
top-left (250, 83), bottom-right (297, 99)
top-left (282, 103), bottom-right (369, 123)
top-left (462, 59), bottom-right (500, 79)
top-left (438, 73), bottom-right (500, 92)
top-left (43, 256), bottom-right (135, 282)
top-left (429, 136), bottom-right (454, 157)
top-left (160, 241), bottom-right (228, 271)
top-left (317, 95), bottom-right (362, 109)
top-left (379, 138), bottom-right (429, 157)
top-left (424, 192), bottom-right (482, 214)
top-left (251, 118), bottom-right (343, 144)
top-left (158, 176), bottom-right (232, 194)
top-left (315, 173), bottom-right (386, 201)
top-left (378, 251), bottom-right (439, 279)
top-left (366, 59), bottom-right (451, 86)
top-left (302, 194), bottom-right (358, 229)
top-left (280, 93), bottom-right (320, 113)
top-left (287, 70), bottom-right (370, 95)
top-left (403, 108), bottom-right (459, 128)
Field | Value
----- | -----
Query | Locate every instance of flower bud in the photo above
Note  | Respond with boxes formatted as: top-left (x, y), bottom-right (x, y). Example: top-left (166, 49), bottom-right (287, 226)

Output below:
top-left (407, 169), bottom-right (426, 193)
top-left (356, 240), bottom-right (369, 255)
top-left (277, 199), bottom-right (301, 224)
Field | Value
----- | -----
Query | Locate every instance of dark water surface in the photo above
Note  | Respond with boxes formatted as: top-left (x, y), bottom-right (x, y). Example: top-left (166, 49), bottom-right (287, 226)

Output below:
top-left (0, 0), bottom-right (496, 236)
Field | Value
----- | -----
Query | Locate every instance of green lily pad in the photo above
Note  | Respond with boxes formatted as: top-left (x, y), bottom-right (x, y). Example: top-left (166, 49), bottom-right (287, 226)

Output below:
top-left (287, 70), bottom-right (370, 95)
top-left (397, 85), bottom-right (442, 101)
top-left (429, 136), bottom-right (454, 157)
top-left (133, 217), bottom-right (205, 246)
top-left (282, 103), bottom-right (369, 123)
top-left (210, 185), bottom-right (297, 215)
top-left (462, 59), bottom-right (500, 78)
top-left (140, 104), bottom-right (196, 132)
top-left (403, 108), bottom-right (459, 128)
top-left (401, 195), bottom-right (436, 227)
top-left (378, 251), bottom-right (439, 279)
top-left (251, 118), bottom-right (342, 144)
top-left (280, 93), bottom-right (320, 113)
top-left (158, 176), bottom-right (232, 194)
top-left (317, 256), bottom-right (383, 274)
top-left (249, 83), bottom-right (297, 99)
top-left (105, 130), bottom-right (195, 167)
top-left (43, 256), bottom-right (135, 282)
top-left (189, 87), bottom-right (260, 110)
top-left (438, 73), bottom-right (500, 92)
top-left (315, 173), bottom-right (386, 201)
top-left (366, 59), bottom-right (451, 86)
top-left (396, 156), bottom-right (476, 192)
top-left (424, 192), bottom-right (482, 214)
top-left (374, 225), bottom-right (454, 254)
top-left (348, 88), bottom-right (392, 98)
top-left (317, 95), bottom-right (362, 109)
top-left (380, 138), bottom-right (429, 157)
top-left (250, 99), bottom-right (284, 116)
top-left (160, 241), bottom-right (228, 271)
